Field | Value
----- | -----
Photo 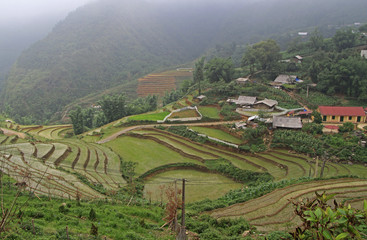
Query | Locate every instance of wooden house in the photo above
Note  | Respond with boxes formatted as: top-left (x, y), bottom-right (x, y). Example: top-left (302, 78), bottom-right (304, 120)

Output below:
top-left (253, 99), bottom-right (278, 110)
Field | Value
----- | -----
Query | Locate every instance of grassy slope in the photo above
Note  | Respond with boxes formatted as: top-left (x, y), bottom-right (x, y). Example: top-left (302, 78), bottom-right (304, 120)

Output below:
top-left (103, 136), bottom-right (204, 175)
top-left (1, 174), bottom-right (170, 240)
top-left (144, 169), bottom-right (242, 203)
top-left (198, 106), bottom-right (221, 119)
top-left (190, 126), bottom-right (243, 144)
top-left (210, 178), bottom-right (367, 232)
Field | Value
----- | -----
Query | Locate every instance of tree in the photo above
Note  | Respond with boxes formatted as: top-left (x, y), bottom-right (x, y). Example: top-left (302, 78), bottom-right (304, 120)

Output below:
top-left (309, 28), bottom-right (324, 50)
top-left (308, 61), bottom-right (321, 83)
top-left (244, 39), bottom-right (281, 71)
top-left (339, 122), bottom-right (354, 133)
top-left (69, 106), bottom-right (84, 135)
top-left (333, 29), bottom-right (357, 51)
top-left (204, 57), bottom-right (234, 83)
top-left (193, 57), bottom-right (205, 95)
top-left (82, 108), bottom-right (94, 129)
top-left (312, 111), bottom-right (322, 124)
top-left (98, 94), bottom-right (126, 123)
top-left (359, 24), bottom-right (367, 32)
top-left (242, 46), bottom-right (257, 74)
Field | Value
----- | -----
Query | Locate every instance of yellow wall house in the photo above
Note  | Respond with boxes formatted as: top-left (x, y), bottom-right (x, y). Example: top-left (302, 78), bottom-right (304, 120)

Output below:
top-left (318, 106), bottom-right (366, 123)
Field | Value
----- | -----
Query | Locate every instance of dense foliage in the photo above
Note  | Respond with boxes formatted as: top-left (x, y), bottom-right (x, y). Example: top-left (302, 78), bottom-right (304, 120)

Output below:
top-left (272, 129), bottom-right (367, 163)
top-left (167, 126), bottom-right (208, 143)
top-left (0, 174), bottom-right (169, 240)
top-left (70, 94), bottom-right (157, 135)
top-left (205, 159), bottom-right (273, 183)
top-left (292, 192), bottom-right (367, 239)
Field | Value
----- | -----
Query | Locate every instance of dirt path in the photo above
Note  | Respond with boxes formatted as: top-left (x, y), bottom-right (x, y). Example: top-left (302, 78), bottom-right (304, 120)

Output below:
top-left (96, 121), bottom-right (238, 144)
top-left (0, 128), bottom-right (26, 139)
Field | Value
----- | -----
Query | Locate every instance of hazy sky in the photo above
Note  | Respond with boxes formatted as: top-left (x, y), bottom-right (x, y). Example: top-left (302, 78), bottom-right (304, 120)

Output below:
top-left (0, 0), bottom-right (92, 23)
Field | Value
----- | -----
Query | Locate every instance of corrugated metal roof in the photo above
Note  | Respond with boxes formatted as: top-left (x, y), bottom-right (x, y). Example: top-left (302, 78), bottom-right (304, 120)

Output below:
top-left (255, 98), bottom-right (278, 107)
top-left (274, 75), bottom-right (297, 84)
top-left (319, 106), bottom-right (365, 117)
top-left (236, 96), bottom-right (257, 105)
top-left (273, 116), bottom-right (302, 129)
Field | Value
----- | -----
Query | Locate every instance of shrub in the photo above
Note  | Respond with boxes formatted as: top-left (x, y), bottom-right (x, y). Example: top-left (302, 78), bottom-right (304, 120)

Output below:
top-left (89, 208), bottom-right (97, 221)
top-left (338, 122), bottom-right (354, 132)
top-left (266, 231), bottom-right (292, 240)
top-left (302, 123), bottom-right (323, 135)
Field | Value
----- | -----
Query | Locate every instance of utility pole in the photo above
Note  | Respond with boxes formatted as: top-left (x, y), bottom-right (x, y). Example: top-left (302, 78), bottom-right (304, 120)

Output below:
top-left (314, 156), bottom-right (319, 178)
top-left (177, 179), bottom-right (186, 240)
top-left (174, 179), bottom-right (178, 232)
top-left (307, 85), bottom-right (309, 98)
top-left (320, 151), bottom-right (328, 178)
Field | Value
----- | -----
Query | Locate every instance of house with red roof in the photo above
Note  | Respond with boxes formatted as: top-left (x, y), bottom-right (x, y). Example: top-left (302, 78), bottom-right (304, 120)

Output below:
top-left (317, 106), bottom-right (366, 123)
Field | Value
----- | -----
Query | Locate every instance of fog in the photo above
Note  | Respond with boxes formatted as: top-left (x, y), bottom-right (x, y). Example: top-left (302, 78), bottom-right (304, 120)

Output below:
top-left (0, 0), bottom-right (92, 24)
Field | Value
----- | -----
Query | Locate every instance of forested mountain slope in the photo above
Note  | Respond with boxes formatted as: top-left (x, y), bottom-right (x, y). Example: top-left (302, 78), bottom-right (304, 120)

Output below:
top-left (1, 0), bottom-right (367, 122)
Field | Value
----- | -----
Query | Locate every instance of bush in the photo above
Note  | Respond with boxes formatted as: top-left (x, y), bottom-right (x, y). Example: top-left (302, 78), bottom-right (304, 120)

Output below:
top-left (89, 208), bottom-right (97, 221)
top-left (266, 231), bottom-right (292, 240)
top-left (302, 123), bottom-right (323, 135)
top-left (338, 122), bottom-right (354, 132)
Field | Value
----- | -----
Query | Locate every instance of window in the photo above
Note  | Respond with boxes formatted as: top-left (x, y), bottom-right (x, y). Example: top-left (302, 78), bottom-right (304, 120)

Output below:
top-left (357, 116), bottom-right (361, 122)
top-left (323, 116), bottom-right (327, 121)
top-left (340, 116), bottom-right (344, 122)
top-left (332, 116), bottom-right (335, 120)
top-left (349, 116), bottom-right (352, 120)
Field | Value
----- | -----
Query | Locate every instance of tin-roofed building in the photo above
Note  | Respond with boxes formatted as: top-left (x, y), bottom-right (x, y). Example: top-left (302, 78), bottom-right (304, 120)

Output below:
top-left (273, 116), bottom-right (302, 129)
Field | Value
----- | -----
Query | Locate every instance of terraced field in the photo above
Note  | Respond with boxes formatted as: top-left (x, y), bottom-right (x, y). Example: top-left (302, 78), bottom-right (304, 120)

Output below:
top-left (189, 126), bottom-right (243, 144)
top-left (0, 143), bottom-right (104, 199)
top-left (128, 128), bottom-right (367, 181)
top-left (1, 120), bottom-right (367, 234)
top-left (137, 74), bottom-right (176, 97)
top-left (209, 178), bottom-right (367, 232)
top-left (0, 133), bottom-right (126, 198)
top-left (137, 70), bottom-right (193, 97)
top-left (22, 125), bottom-right (72, 139)
top-left (144, 169), bottom-right (242, 203)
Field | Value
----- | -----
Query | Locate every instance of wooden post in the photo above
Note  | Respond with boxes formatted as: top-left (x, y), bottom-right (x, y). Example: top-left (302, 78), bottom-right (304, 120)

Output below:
top-left (174, 180), bottom-right (178, 232)
top-left (32, 218), bottom-right (35, 235)
top-left (320, 159), bottom-right (326, 178)
top-left (66, 226), bottom-right (69, 240)
top-left (314, 156), bottom-right (319, 178)
top-left (177, 179), bottom-right (186, 240)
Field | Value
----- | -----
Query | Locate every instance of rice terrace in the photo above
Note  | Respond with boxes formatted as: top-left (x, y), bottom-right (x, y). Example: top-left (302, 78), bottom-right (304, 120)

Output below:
top-left (1, 95), bottom-right (367, 238)
top-left (1, 0), bottom-right (367, 238)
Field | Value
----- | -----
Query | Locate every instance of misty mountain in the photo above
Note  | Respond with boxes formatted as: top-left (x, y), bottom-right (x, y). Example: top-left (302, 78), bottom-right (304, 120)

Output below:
top-left (1, 0), bottom-right (367, 122)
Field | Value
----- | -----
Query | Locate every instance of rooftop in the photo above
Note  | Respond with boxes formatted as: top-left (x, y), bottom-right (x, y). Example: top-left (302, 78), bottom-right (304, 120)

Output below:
top-left (318, 106), bottom-right (366, 117)
top-left (273, 116), bottom-right (302, 129)
top-left (255, 98), bottom-right (278, 107)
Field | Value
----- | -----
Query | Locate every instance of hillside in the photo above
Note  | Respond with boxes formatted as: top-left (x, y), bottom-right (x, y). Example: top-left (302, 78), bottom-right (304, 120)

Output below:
top-left (2, 0), bottom-right (367, 122)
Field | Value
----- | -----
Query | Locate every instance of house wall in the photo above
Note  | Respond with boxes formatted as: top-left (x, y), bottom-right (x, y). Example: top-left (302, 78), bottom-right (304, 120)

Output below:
top-left (321, 115), bottom-right (366, 123)
top-left (253, 103), bottom-right (271, 110)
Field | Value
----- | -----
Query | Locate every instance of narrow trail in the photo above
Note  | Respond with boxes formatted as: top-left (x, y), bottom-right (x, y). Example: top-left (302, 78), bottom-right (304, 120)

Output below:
top-left (0, 128), bottom-right (26, 139)
top-left (96, 121), bottom-right (238, 144)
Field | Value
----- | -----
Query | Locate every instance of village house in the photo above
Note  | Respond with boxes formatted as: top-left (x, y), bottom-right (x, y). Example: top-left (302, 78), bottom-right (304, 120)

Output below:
top-left (318, 106), bottom-right (366, 123)
top-left (235, 77), bottom-right (249, 85)
top-left (271, 74), bottom-right (303, 87)
top-left (361, 50), bottom-right (367, 59)
top-left (273, 116), bottom-right (302, 129)
top-left (293, 55), bottom-right (303, 64)
top-left (253, 99), bottom-right (278, 110)
top-left (228, 96), bottom-right (257, 107)
top-left (196, 95), bottom-right (206, 101)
